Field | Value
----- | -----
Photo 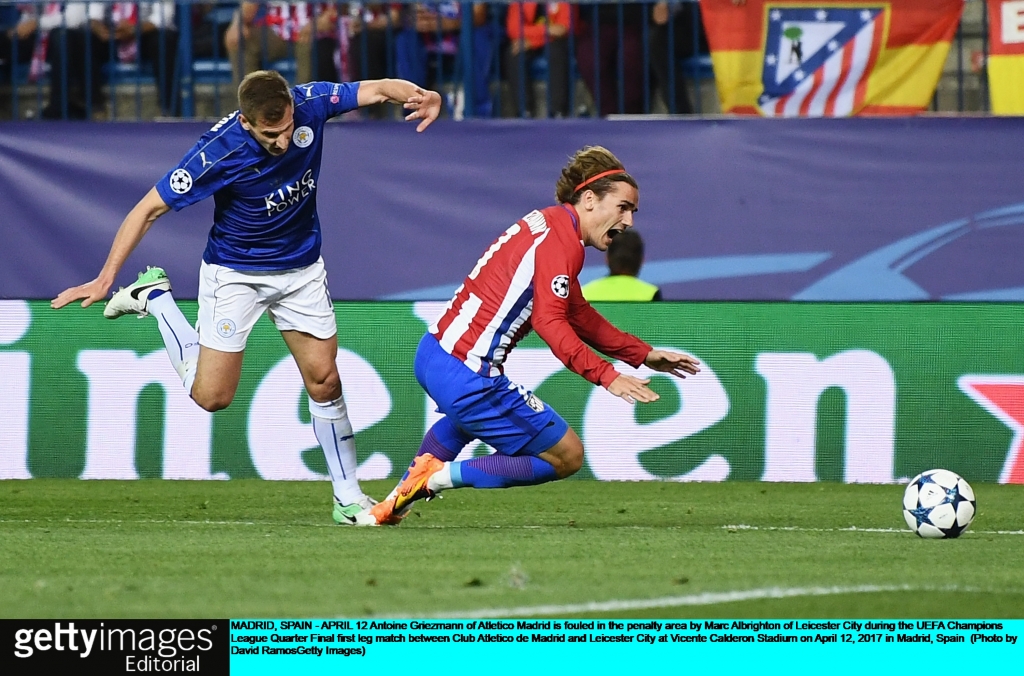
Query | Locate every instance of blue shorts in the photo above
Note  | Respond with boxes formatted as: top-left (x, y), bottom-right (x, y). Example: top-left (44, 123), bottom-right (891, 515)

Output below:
top-left (414, 334), bottom-right (568, 456)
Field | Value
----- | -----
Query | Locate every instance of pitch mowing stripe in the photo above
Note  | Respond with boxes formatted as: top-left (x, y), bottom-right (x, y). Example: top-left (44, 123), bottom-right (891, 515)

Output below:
top-left (426, 584), bottom-right (976, 619)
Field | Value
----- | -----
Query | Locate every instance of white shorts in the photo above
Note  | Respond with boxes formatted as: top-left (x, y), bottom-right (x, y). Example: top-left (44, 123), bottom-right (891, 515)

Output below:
top-left (197, 257), bottom-right (336, 352)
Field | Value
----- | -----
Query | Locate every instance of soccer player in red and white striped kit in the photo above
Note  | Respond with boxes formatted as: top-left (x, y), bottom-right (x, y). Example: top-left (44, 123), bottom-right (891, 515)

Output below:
top-left (369, 146), bottom-right (700, 525)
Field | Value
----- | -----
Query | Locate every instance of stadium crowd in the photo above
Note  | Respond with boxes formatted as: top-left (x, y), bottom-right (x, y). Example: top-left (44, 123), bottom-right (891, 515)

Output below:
top-left (0, 0), bottom-right (712, 120)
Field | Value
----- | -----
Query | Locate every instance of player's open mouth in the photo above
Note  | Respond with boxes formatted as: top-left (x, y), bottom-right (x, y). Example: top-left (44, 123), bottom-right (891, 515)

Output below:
top-left (607, 228), bottom-right (624, 242)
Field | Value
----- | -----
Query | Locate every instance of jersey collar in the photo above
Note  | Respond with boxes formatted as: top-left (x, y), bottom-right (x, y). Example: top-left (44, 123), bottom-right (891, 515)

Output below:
top-left (242, 125), bottom-right (265, 154)
top-left (561, 203), bottom-right (580, 237)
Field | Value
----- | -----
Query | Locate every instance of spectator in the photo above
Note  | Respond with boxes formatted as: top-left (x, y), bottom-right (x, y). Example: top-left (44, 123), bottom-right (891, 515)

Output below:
top-left (505, 2), bottom-right (573, 118)
top-left (395, 2), bottom-right (492, 117)
top-left (581, 229), bottom-right (661, 301)
top-left (396, 2), bottom-right (460, 92)
top-left (649, 1), bottom-right (709, 114)
top-left (224, 2), bottom-right (338, 87)
top-left (190, 3), bottom-right (232, 60)
top-left (0, 4), bottom-right (37, 115)
top-left (575, 2), bottom-right (644, 115)
top-left (346, 3), bottom-right (397, 118)
top-left (110, 2), bottom-right (179, 116)
top-left (38, 2), bottom-right (107, 120)
top-left (309, 3), bottom-right (343, 81)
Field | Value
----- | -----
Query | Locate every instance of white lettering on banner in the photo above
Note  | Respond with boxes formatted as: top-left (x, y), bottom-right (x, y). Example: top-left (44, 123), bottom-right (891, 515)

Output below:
top-left (247, 350), bottom-right (392, 480)
top-left (0, 301), bottom-right (32, 479)
top-left (76, 351), bottom-right (219, 480)
top-left (756, 350), bottom-right (895, 483)
top-left (583, 350), bottom-right (730, 481)
top-left (1002, 1), bottom-right (1024, 44)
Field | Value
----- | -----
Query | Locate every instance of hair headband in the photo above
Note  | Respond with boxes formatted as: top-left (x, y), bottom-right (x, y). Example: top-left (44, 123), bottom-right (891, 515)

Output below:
top-left (574, 169), bottom-right (627, 192)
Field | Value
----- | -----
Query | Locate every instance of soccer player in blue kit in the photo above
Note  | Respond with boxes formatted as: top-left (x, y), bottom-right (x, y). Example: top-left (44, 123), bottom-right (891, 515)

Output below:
top-left (51, 71), bottom-right (442, 526)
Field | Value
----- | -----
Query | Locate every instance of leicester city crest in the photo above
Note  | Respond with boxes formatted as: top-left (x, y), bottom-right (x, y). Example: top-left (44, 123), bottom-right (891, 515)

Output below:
top-left (759, 6), bottom-right (884, 117)
top-left (292, 126), bottom-right (314, 148)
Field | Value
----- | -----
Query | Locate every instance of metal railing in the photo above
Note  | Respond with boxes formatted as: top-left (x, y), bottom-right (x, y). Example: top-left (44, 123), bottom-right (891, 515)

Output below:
top-left (0, 0), bottom-right (993, 121)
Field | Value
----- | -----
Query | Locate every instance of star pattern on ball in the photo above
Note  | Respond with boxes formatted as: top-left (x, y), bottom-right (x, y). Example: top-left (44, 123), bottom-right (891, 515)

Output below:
top-left (908, 505), bottom-right (934, 529)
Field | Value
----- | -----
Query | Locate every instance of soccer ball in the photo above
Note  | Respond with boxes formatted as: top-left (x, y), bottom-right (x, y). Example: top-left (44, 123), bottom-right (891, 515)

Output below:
top-left (902, 469), bottom-right (976, 539)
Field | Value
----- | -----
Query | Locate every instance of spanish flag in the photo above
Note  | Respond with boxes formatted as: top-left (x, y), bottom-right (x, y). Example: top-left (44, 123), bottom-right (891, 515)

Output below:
top-left (703, 0), bottom-right (963, 116)
top-left (987, 0), bottom-right (1024, 114)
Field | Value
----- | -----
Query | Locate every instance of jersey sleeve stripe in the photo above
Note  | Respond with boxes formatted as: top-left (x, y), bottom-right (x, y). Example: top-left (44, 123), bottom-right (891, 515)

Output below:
top-left (489, 287), bottom-right (534, 367)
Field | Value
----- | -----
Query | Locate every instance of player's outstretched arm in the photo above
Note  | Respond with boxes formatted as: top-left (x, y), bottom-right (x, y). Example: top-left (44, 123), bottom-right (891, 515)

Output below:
top-left (644, 349), bottom-right (701, 379)
top-left (356, 79), bottom-right (442, 132)
top-left (51, 187), bottom-right (170, 310)
top-left (607, 374), bottom-right (660, 405)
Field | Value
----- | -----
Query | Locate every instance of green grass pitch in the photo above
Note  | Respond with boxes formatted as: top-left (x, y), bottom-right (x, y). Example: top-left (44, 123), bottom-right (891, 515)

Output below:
top-left (1, 480), bottom-right (1022, 618)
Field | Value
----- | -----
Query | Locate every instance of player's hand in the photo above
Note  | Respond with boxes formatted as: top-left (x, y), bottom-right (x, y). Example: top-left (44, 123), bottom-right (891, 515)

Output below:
top-left (404, 89), bottom-right (442, 132)
top-left (607, 374), bottom-right (660, 405)
top-left (644, 349), bottom-right (700, 379)
top-left (51, 278), bottom-right (111, 310)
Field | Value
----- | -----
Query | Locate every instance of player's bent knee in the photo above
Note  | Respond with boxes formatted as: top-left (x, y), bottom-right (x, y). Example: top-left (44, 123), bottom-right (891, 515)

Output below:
top-left (561, 443), bottom-right (584, 478)
top-left (305, 373), bottom-right (341, 403)
top-left (546, 429), bottom-right (584, 479)
top-left (190, 388), bottom-right (235, 412)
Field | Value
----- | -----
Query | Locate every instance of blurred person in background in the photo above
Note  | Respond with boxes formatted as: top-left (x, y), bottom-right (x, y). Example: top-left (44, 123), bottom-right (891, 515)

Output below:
top-left (649, 0), bottom-right (714, 114)
top-left (189, 3), bottom-right (232, 60)
top-left (396, 2), bottom-right (460, 93)
top-left (575, 2), bottom-right (643, 115)
top-left (0, 4), bottom-right (37, 115)
top-left (347, 3), bottom-right (397, 118)
top-left (224, 2), bottom-right (340, 87)
top-left (38, 2), bottom-right (107, 120)
top-left (505, 1), bottom-right (573, 118)
top-left (396, 2), bottom-right (492, 117)
top-left (109, 2), bottom-right (179, 116)
top-left (581, 228), bottom-right (661, 301)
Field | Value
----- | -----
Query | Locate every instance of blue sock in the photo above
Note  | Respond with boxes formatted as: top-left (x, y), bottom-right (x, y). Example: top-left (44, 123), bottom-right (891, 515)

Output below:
top-left (453, 454), bottom-right (557, 489)
top-left (398, 418), bottom-right (471, 482)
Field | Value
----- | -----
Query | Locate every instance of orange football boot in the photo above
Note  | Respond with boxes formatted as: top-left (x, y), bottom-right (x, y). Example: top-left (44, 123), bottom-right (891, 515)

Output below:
top-left (368, 453), bottom-right (445, 525)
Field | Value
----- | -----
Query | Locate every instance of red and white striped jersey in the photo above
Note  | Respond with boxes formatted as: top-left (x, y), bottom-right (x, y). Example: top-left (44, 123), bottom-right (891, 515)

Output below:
top-left (430, 204), bottom-right (651, 388)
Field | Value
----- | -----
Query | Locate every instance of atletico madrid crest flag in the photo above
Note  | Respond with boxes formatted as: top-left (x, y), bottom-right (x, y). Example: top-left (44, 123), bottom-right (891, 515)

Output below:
top-left (702, 0), bottom-right (964, 116)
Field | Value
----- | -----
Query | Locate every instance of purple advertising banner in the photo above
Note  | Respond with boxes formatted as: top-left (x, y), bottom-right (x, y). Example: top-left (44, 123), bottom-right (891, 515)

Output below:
top-left (1, 117), bottom-right (1023, 301)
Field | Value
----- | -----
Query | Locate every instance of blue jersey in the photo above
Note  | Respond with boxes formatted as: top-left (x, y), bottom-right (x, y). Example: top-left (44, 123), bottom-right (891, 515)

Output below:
top-left (155, 81), bottom-right (359, 271)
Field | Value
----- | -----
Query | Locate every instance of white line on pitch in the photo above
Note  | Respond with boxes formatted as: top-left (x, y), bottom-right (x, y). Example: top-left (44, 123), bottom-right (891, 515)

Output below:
top-left (721, 524), bottom-right (1024, 535)
top-left (423, 584), bottom-right (988, 619)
